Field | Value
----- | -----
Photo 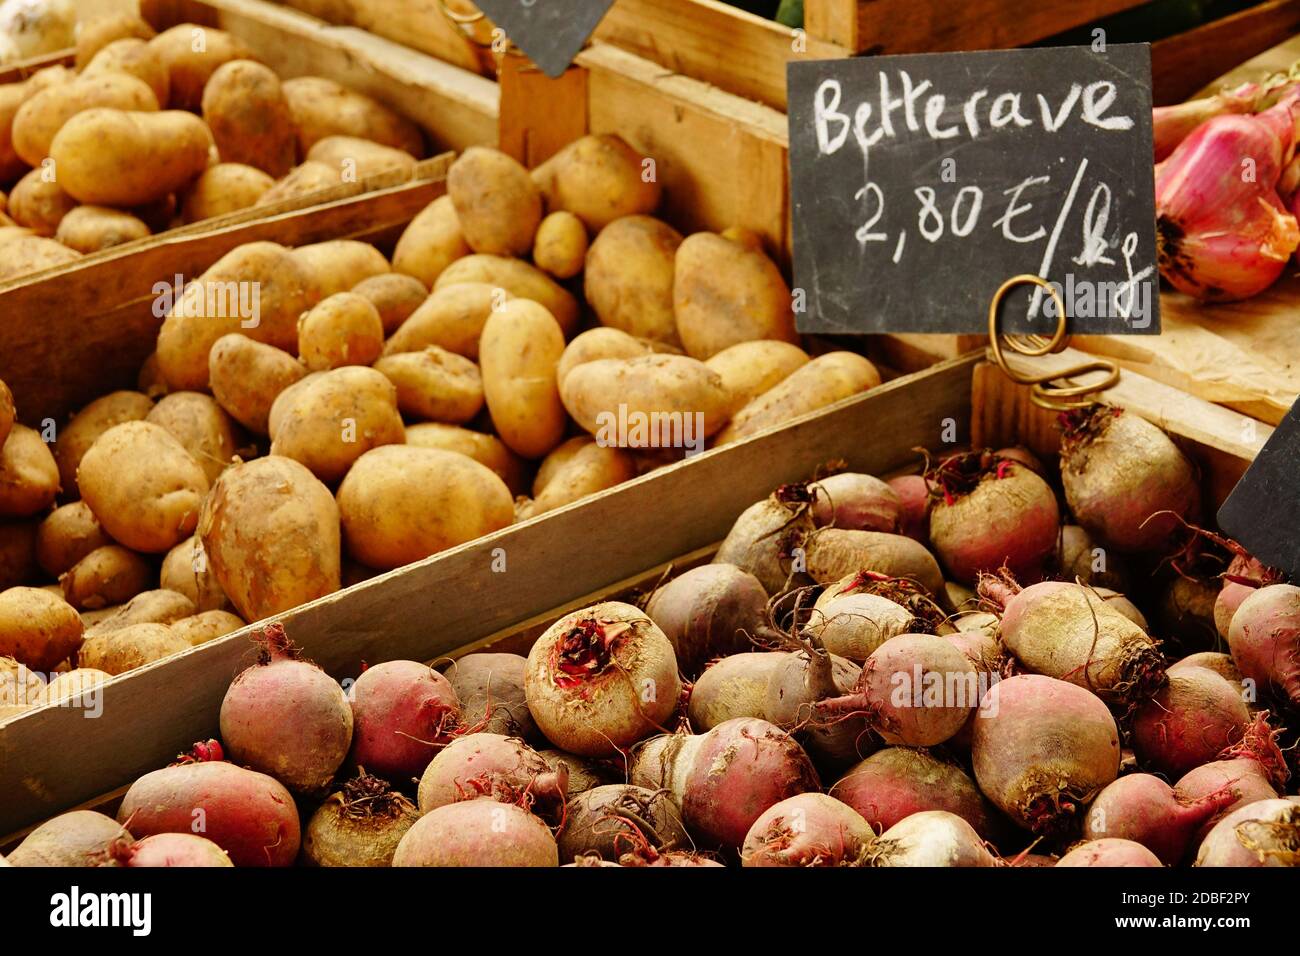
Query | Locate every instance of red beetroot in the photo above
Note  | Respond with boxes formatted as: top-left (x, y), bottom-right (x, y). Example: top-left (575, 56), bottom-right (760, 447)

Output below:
top-left (417, 733), bottom-right (567, 823)
top-left (120, 833), bottom-right (233, 867)
top-left (442, 653), bottom-right (535, 741)
top-left (741, 793), bottom-right (876, 867)
top-left (1059, 406), bottom-right (1200, 554)
top-left (392, 798), bottom-right (558, 867)
top-left (302, 773), bottom-right (419, 868)
top-left (1131, 666), bottom-right (1249, 778)
top-left (524, 602), bottom-right (680, 757)
top-left (713, 486), bottom-right (817, 595)
top-left (219, 624), bottom-right (352, 793)
top-left (630, 717), bottom-right (820, 848)
top-left (972, 675), bottom-right (1121, 834)
top-left (869, 810), bottom-right (996, 867)
top-left (994, 445), bottom-right (1045, 475)
top-left (1082, 773), bottom-right (1241, 865)
top-left (6, 811), bottom-right (128, 867)
top-left (802, 528), bottom-right (946, 599)
top-left (644, 563), bottom-right (776, 677)
top-left (1174, 714), bottom-right (1290, 843)
top-left (809, 473), bottom-right (902, 533)
top-left (1195, 798), bottom-right (1300, 867)
top-left (830, 747), bottom-right (997, 838)
top-left (117, 758), bottom-right (301, 866)
top-left (1056, 838), bottom-right (1162, 867)
top-left (887, 474), bottom-right (932, 542)
top-left (1170, 651), bottom-right (1243, 686)
top-left (1214, 552), bottom-right (1281, 639)
top-left (809, 571), bottom-right (937, 661)
top-left (1057, 524), bottom-right (1131, 591)
top-left (557, 784), bottom-right (689, 864)
top-left (927, 451), bottom-right (1060, 585)
top-left (349, 659), bottom-right (461, 781)
top-left (1227, 583), bottom-right (1300, 708)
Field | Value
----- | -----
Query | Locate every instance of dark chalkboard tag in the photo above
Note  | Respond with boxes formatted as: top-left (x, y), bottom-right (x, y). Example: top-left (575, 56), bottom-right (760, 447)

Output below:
top-left (786, 44), bottom-right (1159, 336)
top-left (474, 0), bottom-right (616, 78)
top-left (1218, 397), bottom-right (1300, 581)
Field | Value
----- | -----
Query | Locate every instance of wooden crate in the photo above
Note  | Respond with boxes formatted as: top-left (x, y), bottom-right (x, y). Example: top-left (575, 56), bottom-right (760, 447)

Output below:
top-left (0, 347), bottom-right (1267, 838)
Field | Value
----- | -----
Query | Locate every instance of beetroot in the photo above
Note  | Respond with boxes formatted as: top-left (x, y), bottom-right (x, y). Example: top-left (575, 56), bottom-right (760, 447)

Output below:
top-left (830, 747), bottom-right (997, 838)
top-left (1057, 524), bottom-right (1131, 591)
top-left (644, 563), bottom-right (775, 677)
top-left (1228, 583), bottom-right (1300, 708)
top-left (1059, 406), bottom-right (1200, 553)
top-left (1195, 799), bottom-right (1299, 867)
top-left (713, 486), bottom-right (817, 594)
top-left (1057, 838), bottom-right (1162, 867)
top-left (630, 717), bottom-right (820, 847)
top-left (417, 733), bottom-right (567, 823)
top-left (741, 793), bottom-right (876, 867)
top-left (117, 757), bottom-right (301, 867)
top-left (619, 847), bottom-right (725, 867)
top-left (887, 474), bottom-right (932, 542)
top-left (219, 624), bottom-right (352, 793)
top-left (869, 810), bottom-right (996, 867)
top-left (393, 798), bottom-right (558, 867)
top-left (927, 451), bottom-right (1060, 584)
top-left (809, 473), bottom-right (901, 533)
top-left (1082, 773), bottom-right (1240, 864)
top-left (687, 652), bottom-right (785, 729)
top-left (524, 601), bottom-right (680, 757)
top-left (971, 674), bottom-right (1121, 834)
top-left (1170, 651), bottom-right (1243, 686)
top-left (1131, 666), bottom-right (1249, 778)
top-left (1175, 714), bottom-right (1290, 842)
top-left (121, 833), bottom-right (233, 867)
top-left (442, 653), bottom-right (535, 741)
top-left (303, 773), bottom-right (419, 867)
top-left (762, 639), bottom-right (873, 771)
top-left (557, 784), bottom-right (689, 863)
top-left (1214, 552), bottom-right (1281, 639)
top-left (1154, 573), bottom-right (1220, 653)
top-left (7, 810), bottom-right (128, 867)
top-left (995, 445), bottom-right (1045, 475)
top-left (984, 577), bottom-right (1164, 705)
top-left (808, 572), bottom-right (931, 661)
top-left (802, 528), bottom-right (946, 598)
top-left (536, 748), bottom-right (620, 796)
top-left (350, 659), bottom-right (461, 781)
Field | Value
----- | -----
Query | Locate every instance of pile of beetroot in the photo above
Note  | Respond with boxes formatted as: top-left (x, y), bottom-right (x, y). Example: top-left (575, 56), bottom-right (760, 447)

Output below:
top-left (5, 404), bottom-right (1298, 868)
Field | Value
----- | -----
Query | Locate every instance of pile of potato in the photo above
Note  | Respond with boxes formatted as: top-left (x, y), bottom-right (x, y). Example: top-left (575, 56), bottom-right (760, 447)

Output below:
top-left (0, 11), bottom-right (424, 279)
top-left (0, 134), bottom-right (882, 711)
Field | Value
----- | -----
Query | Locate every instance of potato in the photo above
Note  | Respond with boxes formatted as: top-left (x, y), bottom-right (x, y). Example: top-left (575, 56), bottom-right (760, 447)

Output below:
top-left (130, 193), bottom-right (178, 233)
top-left (720, 225), bottom-right (765, 254)
top-left (296, 292), bottom-right (384, 371)
top-left (160, 535), bottom-right (229, 613)
top-left (78, 421), bottom-right (209, 553)
top-left (54, 390), bottom-right (155, 498)
top-left (350, 272), bottom-right (427, 335)
top-left (36, 502), bottom-right (113, 578)
top-left (0, 586), bottom-right (83, 670)
top-left (524, 437), bottom-right (637, 518)
top-left (0, 519), bottom-right (38, 590)
top-left (705, 340), bottom-right (810, 407)
top-left (207, 334), bottom-right (306, 435)
top-left (447, 146), bottom-right (542, 257)
top-left (78, 621), bottom-right (188, 675)
top-left (0, 654), bottom-right (47, 718)
top-left (307, 135), bottom-right (417, 182)
top-left (198, 455), bottom-right (341, 621)
top-left (281, 76), bottom-right (423, 157)
top-left (83, 589), bottom-right (195, 638)
top-left (74, 13), bottom-right (156, 69)
top-left (714, 352), bottom-right (882, 445)
top-left (391, 194), bottom-right (468, 287)
top-left (383, 281), bottom-right (503, 360)
top-left (156, 241), bottom-right (318, 390)
top-left (55, 205), bottom-right (151, 253)
top-left (0, 82), bottom-right (31, 185)
top-left (292, 240), bottom-right (390, 299)
top-left (181, 163), bottom-right (274, 222)
top-left (0, 232), bottom-right (80, 281)
top-left (479, 300), bottom-right (567, 459)
top-left (254, 160), bottom-right (338, 207)
top-left (436, 254), bottom-right (579, 337)
top-left (60, 545), bottom-right (153, 611)
top-left (404, 423), bottom-right (527, 495)
top-left (50, 108), bottom-right (211, 207)
top-left (145, 392), bottom-right (242, 485)
top-left (560, 354), bottom-right (734, 445)
top-left (6, 169), bottom-right (76, 237)
top-left (12, 71), bottom-right (159, 167)
top-left (531, 134), bottom-right (661, 231)
top-left (148, 24), bottom-right (252, 111)
top-left (201, 60), bottom-right (296, 178)
top-left (529, 211), bottom-right (584, 280)
top-left (82, 37), bottom-right (170, 106)
top-left (0, 424), bottom-right (59, 517)
top-left (337, 446), bottom-right (513, 570)
top-left (265, 372), bottom-right (323, 439)
top-left (582, 216), bottom-right (682, 348)
top-left (137, 352), bottom-right (168, 399)
top-left (673, 232), bottom-right (797, 359)
top-left (373, 347), bottom-right (484, 424)
top-left (171, 609), bottom-right (244, 647)
top-left (268, 366), bottom-right (405, 483)
top-left (0, 377), bottom-right (12, 446)
top-left (556, 327), bottom-right (661, 388)
top-left (46, 668), bottom-right (110, 704)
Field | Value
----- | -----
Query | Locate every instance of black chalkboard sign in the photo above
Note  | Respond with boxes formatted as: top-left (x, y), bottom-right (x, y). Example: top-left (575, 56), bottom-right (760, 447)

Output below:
top-left (475, 0), bottom-right (616, 78)
top-left (1218, 397), bottom-right (1300, 581)
top-left (787, 44), bottom-right (1159, 336)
